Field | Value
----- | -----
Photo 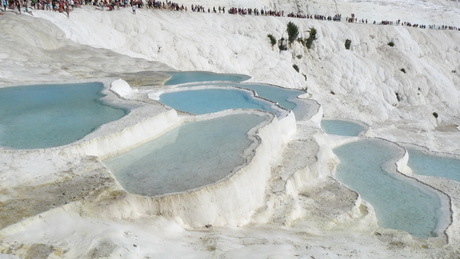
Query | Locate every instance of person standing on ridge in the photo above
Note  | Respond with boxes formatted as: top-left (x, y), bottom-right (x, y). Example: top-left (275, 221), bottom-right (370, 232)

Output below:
top-left (65, 0), bottom-right (70, 17)
top-left (15, 0), bottom-right (20, 13)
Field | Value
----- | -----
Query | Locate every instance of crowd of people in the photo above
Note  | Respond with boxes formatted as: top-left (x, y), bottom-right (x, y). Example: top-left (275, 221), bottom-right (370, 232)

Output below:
top-left (1, 0), bottom-right (77, 15)
top-left (1, 0), bottom-right (459, 31)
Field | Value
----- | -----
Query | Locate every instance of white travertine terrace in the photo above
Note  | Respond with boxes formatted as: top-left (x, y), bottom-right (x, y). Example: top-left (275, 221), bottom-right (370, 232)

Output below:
top-left (0, 1), bottom-right (459, 257)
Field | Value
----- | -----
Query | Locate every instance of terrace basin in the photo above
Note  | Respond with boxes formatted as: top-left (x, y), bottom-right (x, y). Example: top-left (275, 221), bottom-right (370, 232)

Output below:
top-left (0, 82), bottom-right (127, 149)
top-left (158, 88), bottom-right (285, 117)
top-left (334, 139), bottom-right (448, 238)
top-left (407, 148), bottom-right (460, 182)
top-left (164, 71), bottom-right (250, 85)
top-left (321, 119), bottom-right (366, 136)
top-left (104, 113), bottom-right (268, 196)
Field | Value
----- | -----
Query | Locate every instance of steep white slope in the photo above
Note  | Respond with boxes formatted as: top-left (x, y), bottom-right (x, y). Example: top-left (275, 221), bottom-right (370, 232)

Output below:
top-left (33, 7), bottom-right (460, 139)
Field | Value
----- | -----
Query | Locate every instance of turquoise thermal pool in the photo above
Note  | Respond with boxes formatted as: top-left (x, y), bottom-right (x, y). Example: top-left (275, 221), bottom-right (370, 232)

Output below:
top-left (164, 71), bottom-right (308, 118)
top-left (407, 148), bottom-right (460, 182)
top-left (104, 113), bottom-right (267, 196)
top-left (181, 82), bottom-right (305, 111)
top-left (334, 139), bottom-right (446, 238)
top-left (0, 82), bottom-right (128, 149)
top-left (321, 119), bottom-right (366, 136)
top-left (159, 88), bottom-right (284, 116)
top-left (164, 71), bottom-right (250, 85)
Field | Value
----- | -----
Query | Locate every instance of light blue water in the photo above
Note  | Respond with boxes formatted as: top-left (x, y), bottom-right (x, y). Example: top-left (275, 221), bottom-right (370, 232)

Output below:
top-left (182, 82), bottom-right (304, 111)
top-left (407, 148), bottom-right (460, 182)
top-left (334, 139), bottom-right (444, 238)
top-left (321, 120), bottom-right (366, 136)
top-left (0, 82), bottom-right (128, 149)
top-left (164, 71), bottom-right (250, 85)
top-left (159, 88), bottom-right (283, 116)
top-left (104, 113), bottom-right (266, 196)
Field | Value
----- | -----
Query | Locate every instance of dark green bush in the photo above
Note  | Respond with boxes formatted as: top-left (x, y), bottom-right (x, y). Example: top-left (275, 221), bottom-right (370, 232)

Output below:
top-left (400, 68), bottom-right (406, 73)
top-left (287, 22), bottom-right (299, 45)
top-left (293, 64), bottom-right (299, 73)
top-left (433, 112), bottom-right (438, 118)
top-left (267, 34), bottom-right (277, 47)
top-left (388, 41), bottom-right (395, 47)
top-left (345, 39), bottom-right (351, 50)
top-left (306, 27), bottom-right (317, 49)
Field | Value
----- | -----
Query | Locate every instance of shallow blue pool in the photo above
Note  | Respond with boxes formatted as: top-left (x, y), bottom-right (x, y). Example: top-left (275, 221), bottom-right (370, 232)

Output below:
top-left (159, 88), bottom-right (284, 116)
top-left (181, 82), bottom-right (305, 111)
top-left (104, 113), bottom-right (266, 196)
top-left (321, 119), bottom-right (366, 136)
top-left (407, 148), bottom-right (460, 182)
top-left (0, 82), bottom-right (128, 149)
top-left (164, 71), bottom-right (250, 85)
top-left (334, 139), bottom-right (446, 238)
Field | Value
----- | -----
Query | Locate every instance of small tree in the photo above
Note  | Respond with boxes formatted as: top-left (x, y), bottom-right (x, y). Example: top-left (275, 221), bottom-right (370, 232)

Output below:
top-left (388, 41), bottom-right (395, 47)
top-left (306, 27), bottom-right (317, 49)
top-left (267, 34), bottom-right (277, 48)
top-left (287, 22), bottom-right (299, 45)
top-left (345, 39), bottom-right (351, 50)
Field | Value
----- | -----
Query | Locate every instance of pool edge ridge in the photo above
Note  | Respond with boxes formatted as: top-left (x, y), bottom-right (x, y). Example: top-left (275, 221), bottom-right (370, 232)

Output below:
top-left (83, 111), bottom-right (298, 228)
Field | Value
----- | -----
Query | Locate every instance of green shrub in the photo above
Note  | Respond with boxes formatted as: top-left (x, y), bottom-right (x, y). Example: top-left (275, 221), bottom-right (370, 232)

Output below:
top-left (306, 27), bottom-right (317, 49)
top-left (433, 112), bottom-right (438, 118)
top-left (293, 64), bottom-right (299, 73)
top-left (267, 34), bottom-right (277, 47)
top-left (296, 55), bottom-right (302, 59)
top-left (287, 22), bottom-right (299, 45)
top-left (400, 68), bottom-right (406, 73)
top-left (388, 41), bottom-right (395, 47)
top-left (345, 39), bottom-right (351, 50)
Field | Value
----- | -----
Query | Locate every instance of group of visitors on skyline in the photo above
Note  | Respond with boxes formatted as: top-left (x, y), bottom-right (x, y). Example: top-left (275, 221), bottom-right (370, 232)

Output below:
top-left (1, 0), bottom-right (458, 31)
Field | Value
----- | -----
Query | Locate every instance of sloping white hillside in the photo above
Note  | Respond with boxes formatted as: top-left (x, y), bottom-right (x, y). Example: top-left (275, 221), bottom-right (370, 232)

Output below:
top-left (30, 6), bottom-right (460, 150)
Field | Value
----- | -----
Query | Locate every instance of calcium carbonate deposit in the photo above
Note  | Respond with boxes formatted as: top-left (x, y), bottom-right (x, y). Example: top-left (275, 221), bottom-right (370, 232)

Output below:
top-left (0, 0), bottom-right (459, 258)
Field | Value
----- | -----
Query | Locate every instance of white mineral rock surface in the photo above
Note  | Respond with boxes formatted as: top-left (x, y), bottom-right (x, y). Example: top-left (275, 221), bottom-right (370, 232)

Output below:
top-left (0, 0), bottom-right (459, 258)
